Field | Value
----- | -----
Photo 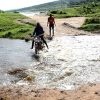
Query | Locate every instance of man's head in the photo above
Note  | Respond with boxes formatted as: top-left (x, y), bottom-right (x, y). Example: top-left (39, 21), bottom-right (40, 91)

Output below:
top-left (36, 22), bottom-right (41, 27)
top-left (50, 14), bottom-right (52, 17)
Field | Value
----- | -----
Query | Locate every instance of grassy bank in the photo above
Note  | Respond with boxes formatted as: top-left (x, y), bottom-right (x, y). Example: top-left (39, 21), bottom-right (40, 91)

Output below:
top-left (0, 12), bottom-right (35, 39)
top-left (80, 17), bottom-right (100, 32)
top-left (49, 2), bottom-right (100, 18)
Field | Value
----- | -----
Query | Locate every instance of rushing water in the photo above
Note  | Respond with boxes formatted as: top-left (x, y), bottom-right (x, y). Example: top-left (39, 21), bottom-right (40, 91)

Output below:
top-left (0, 36), bottom-right (100, 90)
top-left (0, 38), bottom-right (34, 85)
top-left (31, 35), bottom-right (100, 90)
top-left (20, 12), bottom-right (40, 17)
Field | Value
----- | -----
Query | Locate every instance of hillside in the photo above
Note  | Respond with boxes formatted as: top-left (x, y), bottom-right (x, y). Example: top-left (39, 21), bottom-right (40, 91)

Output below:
top-left (48, 0), bottom-right (100, 32)
top-left (13, 0), bottom-right (67, 12)
top-left (49, 0), bottom-right (100, 18)
top-left (13, 0), bottom-right (86, 12)
top-left (0, 10), bottom-right (4, 13)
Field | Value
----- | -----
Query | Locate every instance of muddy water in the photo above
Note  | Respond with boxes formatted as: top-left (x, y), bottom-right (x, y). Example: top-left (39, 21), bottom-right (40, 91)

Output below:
top-left (0, 36), bottom-right (100, 90)
top-left (0, 38), bottom-right (34, 85)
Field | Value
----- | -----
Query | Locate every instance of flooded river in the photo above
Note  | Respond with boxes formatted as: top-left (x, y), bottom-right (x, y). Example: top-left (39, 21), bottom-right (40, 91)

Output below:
top-left (0, 38), bottom-right (34, 85)
top-left (0, 36), bottom-right (100, 90)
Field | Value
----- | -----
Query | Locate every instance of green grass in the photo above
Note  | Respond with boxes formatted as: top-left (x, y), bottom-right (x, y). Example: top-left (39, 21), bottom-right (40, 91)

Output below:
top-left (48, 7), bottom-right (81, 18)
top-left (0, 12), bottom-right (35, 39)
top-left (49, 2), bottom-right (100, 18)
top-left (80, 17), bottom-right (100, 32)
top-left (83, 17), bottom-right (100, 24)
top-left (80, 24), bottom-right (100, 31)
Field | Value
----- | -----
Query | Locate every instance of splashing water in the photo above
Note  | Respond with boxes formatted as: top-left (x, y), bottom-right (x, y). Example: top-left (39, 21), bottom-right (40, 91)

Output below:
top-left (0, 36), bottom-right (100, 90)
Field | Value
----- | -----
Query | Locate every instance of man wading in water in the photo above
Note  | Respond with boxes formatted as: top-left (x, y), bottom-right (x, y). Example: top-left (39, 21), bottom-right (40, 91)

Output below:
top-left (47, 14), bottom-right (56, 37)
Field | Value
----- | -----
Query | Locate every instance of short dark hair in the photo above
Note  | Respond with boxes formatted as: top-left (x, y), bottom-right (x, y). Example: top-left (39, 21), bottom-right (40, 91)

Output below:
top-left (50, 14), bottom-right (52, 17)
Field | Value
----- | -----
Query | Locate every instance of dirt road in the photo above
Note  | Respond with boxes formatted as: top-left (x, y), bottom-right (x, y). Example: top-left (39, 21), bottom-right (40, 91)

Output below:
top-left (29, 15), bottom-right (92, 36)
top-left (0, 83), bottom-right (100, 100)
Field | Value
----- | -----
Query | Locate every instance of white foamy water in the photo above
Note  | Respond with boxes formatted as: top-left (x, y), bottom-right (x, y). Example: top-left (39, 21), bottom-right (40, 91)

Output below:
top-left (28, 35), bottom-right (100, 90)
top-left (20, 12), bottom-right (40, 17)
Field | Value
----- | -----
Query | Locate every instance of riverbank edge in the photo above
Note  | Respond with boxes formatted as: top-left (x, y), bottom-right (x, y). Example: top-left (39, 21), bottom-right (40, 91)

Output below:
top-left (0, 83), bottom-right (100, 100)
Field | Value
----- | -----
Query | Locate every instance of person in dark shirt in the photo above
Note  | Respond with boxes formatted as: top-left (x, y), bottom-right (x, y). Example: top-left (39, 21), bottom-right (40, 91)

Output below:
top-left (31, 22), bottom-right (48, 49)
top-left (47, 14), bottom-right (56, 37)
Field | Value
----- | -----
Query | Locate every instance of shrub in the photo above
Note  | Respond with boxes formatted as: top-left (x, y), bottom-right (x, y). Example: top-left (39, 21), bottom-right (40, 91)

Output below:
top-left (84, 17), bottom-right (100, 24)
top-left (18, 28), bottom-right (30, 33)
top-left (3, 32), bottom-right (12, 38)
top-left (50, 10), bottom-right (58, 14)
top-left (81, 24), bottom-right (100, 31)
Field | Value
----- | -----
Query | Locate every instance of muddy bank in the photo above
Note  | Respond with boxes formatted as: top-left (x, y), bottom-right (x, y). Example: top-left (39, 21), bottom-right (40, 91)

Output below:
top-left (0, 83), bottom-right (100, 100)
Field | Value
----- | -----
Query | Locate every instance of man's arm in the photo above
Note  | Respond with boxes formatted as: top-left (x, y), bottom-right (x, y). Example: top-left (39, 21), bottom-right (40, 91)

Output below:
top-left (53, 17), bottom-right (56, 26)
top-left (32, 28), bottom-right (36, 36)
top-left (47, 18), bottom-right (49, 27)
top-left (47, 22), bottom-right (48, 27)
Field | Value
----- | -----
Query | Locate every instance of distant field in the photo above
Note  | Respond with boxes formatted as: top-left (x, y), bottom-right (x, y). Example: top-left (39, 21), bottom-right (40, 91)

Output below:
top-left (49, 7), bottom-right (80, 18)
top-left (49, 2), bottom-right (100, 18)
top-left (0, 12), bottom-right (35, 39)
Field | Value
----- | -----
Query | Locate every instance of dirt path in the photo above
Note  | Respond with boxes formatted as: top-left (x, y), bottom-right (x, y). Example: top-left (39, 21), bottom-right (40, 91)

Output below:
top-left (0, 83), bottom-right (100, 100)
top-left (29, 15), bottom-right (92, 36)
